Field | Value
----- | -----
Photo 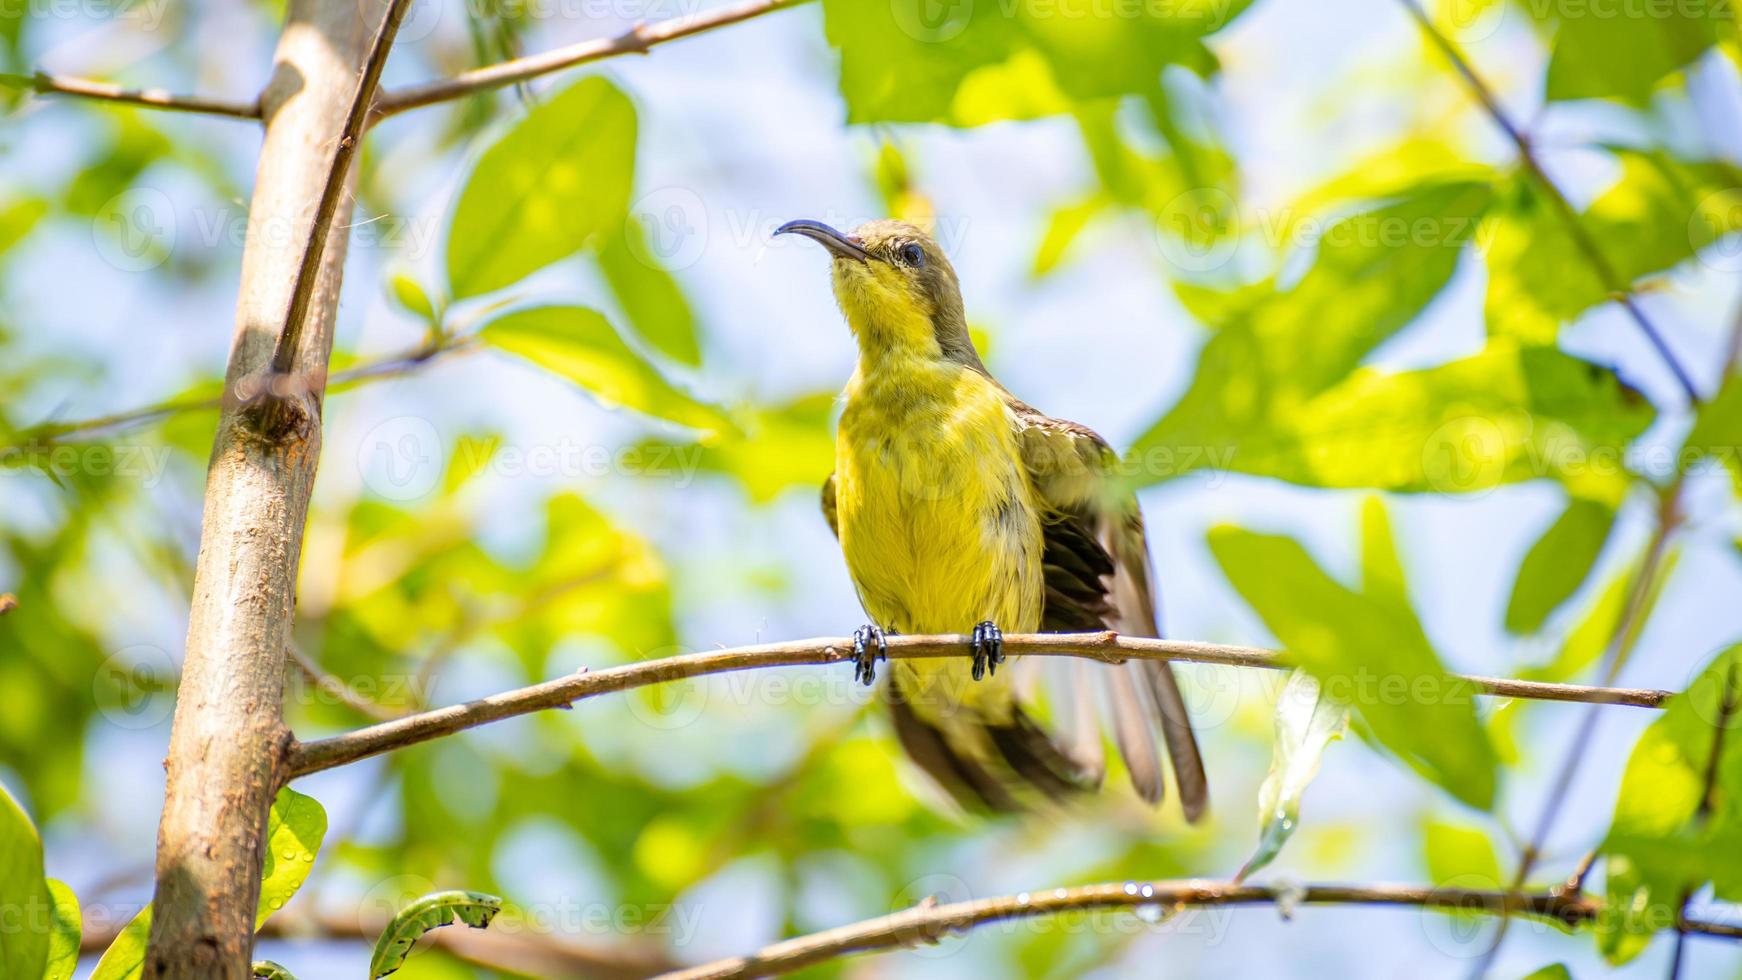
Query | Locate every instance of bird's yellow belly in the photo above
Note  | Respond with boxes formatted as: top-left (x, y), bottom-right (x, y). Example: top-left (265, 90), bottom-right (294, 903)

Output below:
top-left (835, 370), bottom-right (1043, 718)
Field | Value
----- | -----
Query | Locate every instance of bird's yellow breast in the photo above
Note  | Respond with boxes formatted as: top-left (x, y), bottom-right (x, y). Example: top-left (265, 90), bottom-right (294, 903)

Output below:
top-left (835, 354), bottom-right (1045, 714)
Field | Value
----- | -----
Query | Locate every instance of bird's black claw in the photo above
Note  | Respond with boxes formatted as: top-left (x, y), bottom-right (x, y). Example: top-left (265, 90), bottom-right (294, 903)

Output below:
top-left (852, 624), bottom-right (887, 686)
top-left (971, 620), bottom-right (1003, 681)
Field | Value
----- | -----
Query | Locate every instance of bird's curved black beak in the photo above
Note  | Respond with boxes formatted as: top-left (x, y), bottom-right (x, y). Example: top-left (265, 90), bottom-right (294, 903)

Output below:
top-left (774, 219), bottom-right (871, 262)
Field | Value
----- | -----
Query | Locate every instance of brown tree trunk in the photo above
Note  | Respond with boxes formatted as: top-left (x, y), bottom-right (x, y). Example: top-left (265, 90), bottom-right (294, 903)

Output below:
top-left (142, 0), bottom-right (380, 974)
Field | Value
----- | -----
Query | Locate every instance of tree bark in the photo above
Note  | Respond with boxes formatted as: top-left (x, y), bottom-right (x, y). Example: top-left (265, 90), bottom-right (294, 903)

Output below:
top-left (142, 0), bottom-right (380, 974)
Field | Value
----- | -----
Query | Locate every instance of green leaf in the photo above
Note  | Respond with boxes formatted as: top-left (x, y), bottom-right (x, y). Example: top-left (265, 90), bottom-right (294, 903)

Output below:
top-left (252, 962), bottom-right (298, 980)
top-left (481, 306), bottom-right (732, 435)
top-left (637, 392), bottom-right (836, 503)
top-left (1685, 372), bottom-right (1742, 494)
top-left (1236, 670), bottom-right (1348, 881)
top-left (820, 0), bottom-right (1246, 126)
top-left (91, 788), bottom-right (326, 980)
top-left (595, 222), bottom-right (701, 367)
top-left (1520, 965), bottom-right (1571, 980)
top-left (446, 77), bottom-right (636, 298)
top-left (43, 879), bottom-right (79, 980)
top-left (1504, 497), bottom-right (1616, 635)
top-left (257, 786), bottom-right (326, 924)
top-left (387, 272), bottom-right (438, 324)
top-left (1360, 496), bottom-right (1408, 603)
top-left (1524, 546), bottom-right (1680, 684)
top-left (1486, 153), bottom-right (1742, 343)
top-left (0, 781), bottom-right (51, 980)
top-left (1600, 644), bottom-right (1742, 964)
top-left (0, 195), bottom-right (46, 257)
top-left (369, 890), bottom-right (503, 978)
top-left (1422, 820), bottom-right (1501, 886)
top-left (1541, 5), bottom-right (1721, 105)
top-left (1031, 194), bottom-right (1107, 278)
top-left (1208, 524), bottom-right (1498, 810)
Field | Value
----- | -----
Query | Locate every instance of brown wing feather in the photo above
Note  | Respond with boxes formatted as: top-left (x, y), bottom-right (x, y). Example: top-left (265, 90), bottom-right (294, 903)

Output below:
top-left (1011, 399), bottom-right (1209, 821)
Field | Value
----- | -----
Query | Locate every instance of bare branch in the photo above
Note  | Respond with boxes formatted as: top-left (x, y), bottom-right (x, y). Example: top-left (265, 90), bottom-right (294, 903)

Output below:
top-left (652, 878), bottom-right (1740, 980)
top-left (258, 0), bottom-right (416, 404)
top-left (372, 0), bottom-right (812, 119)
top-left (1397, 0), bottom-right (1703, 404)
top-left (8, 335), bottom-right (475, 448)
top-left (1, 70), bottom-right (260, 119)
top-left (285, 631), bottom-right (1674, 779)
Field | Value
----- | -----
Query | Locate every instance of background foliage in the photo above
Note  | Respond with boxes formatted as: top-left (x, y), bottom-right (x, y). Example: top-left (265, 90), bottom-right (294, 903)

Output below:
top-left (2, 0), bottom-right (1742, 975)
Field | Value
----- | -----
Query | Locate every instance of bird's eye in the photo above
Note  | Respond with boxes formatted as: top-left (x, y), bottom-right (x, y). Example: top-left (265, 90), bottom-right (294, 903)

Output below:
top-left (897, 243), bottom-right (926, 267)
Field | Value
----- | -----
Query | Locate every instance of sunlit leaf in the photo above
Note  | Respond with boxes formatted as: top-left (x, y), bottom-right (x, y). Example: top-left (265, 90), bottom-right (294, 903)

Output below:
top-left (1685, 372), bottom-right (1742, 494)
top-left (481, 306), bottom-right (732, 435)
top-left (387, 272), bottom-right (438, 324)
top-left (1600, 644), bottom-right (1742, 963)
top-left (1505, 497), bottom-right (1616, 635)
top-left (446, 77), bottom-right (635, 298)
top-left (91, 788), bottom-right (326, 980)
top-left (1236, 670), bottom-right (1348, 881)
top-left (1031, 193), bottom-right (1108, 278)
top-left (252, 961), bottom-right (298, 980)
top-left (43, 879), bottom-right (78, 980)
top-left (1208, 524), bottom-right (1498, 810)
top-left (1485, 153), bottom-right (1742, 343)
top-left (1422, 820), bottom-right (1501, 885)
top-left (0, 195), bottom-right (45, 256)
top-left (1539, 5), bottom-right (1721, 105)
top-left (1520, 964), bottom-right (1571, 980)
top-left (0, 782), bottom-right (50, 980)
top-left (369, 890), bottom-right (502, 978)
top-left (595, 222), bottom-right (701, 367)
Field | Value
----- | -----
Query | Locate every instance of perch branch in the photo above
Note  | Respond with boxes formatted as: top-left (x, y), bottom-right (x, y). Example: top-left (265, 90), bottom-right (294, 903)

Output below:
top-left (1397, 0), bottom-right (1703, 404)
top-left (653, 878), bottom-right (1742, 980)
top-left (1, 71), bottom-right (260, 119)
top-left (372, 0), bottom-right (813, 119)
top-left (285, 632), bottom-right (1674, 778)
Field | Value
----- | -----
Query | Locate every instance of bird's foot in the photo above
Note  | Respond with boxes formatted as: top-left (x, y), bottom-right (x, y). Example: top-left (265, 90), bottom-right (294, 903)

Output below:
top-left (970, 620), bottom-right (1004, 681)
top-left (852, 624), bottom-right (888, 686)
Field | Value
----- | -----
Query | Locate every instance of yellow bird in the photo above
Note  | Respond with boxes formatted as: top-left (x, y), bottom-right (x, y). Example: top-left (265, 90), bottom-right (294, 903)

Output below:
top-left (776, 218), bottom-right (1208, 818)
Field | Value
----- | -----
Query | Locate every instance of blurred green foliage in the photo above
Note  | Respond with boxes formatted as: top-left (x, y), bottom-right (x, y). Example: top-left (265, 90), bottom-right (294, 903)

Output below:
top-left (1, 0), bottom-right (1741, 975)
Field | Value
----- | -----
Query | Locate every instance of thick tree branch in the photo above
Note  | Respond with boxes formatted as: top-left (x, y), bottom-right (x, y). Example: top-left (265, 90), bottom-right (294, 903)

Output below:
top-left (371, 0), bottom-right (812, 119)
top-left (653, 878), bottom-right (1740, 980)
top-left (1, 71), bottom-right (260, 119)
top-left (285, 631), bottom-right (1673, 779)
top-left (1397, 0), bottom-right (1703, 404)
top-left (142, 0), bottom-right (408, 973)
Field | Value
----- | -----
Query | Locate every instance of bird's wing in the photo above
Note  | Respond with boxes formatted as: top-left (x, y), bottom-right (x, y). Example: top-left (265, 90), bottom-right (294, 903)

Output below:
top-left (821, 471), bottom-right (839, 539)
top-left (1010, 400), bottom-right (1209, 821)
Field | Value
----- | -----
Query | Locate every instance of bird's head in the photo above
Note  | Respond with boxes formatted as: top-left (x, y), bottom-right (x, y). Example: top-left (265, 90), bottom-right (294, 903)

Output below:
top-left (775, 218), bottom-right (980, 367)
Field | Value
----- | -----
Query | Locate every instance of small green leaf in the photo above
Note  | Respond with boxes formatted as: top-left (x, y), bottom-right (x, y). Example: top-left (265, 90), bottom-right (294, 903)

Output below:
top-left (1520, 965), bottom-right (1571, 980)
top-left (1360, 496), bottom-right (1407, 604)
top-left (43, 879), bottom-right (79, 980)
top-left (1540, 5), bottom-right (1719, 105)
top-left (256, 786), bottom-right (326, 926)
top-left (90, 788), bottom-right (326, 980)
top-left (252, 961), bottom-right (298, 980)
top-left (481, 306), bottom-right (732, 435)
top-left (595, 222), bottom-right (701, 367)
top-left (387, 272), bottom-right (438, 324)
top-left (0, 781), bottom-right (52, 980)
top-left (369, 891), bottom-right (503, 978)
top-left (446, 77), bottom-right (636, 298)
top-left (1422, 820), bottom-right (1501, 886)
top-left (1685, 373), bottom-right (1742, 495)
top-left (1208, 524), bottom-right (1498, 810)
top-left (1599, 644), bottom-right (1742, 964)
top-left (1236, 670), bottom-right (1348, 881)
top-left (1504, 497), bottom-right (1616, 635)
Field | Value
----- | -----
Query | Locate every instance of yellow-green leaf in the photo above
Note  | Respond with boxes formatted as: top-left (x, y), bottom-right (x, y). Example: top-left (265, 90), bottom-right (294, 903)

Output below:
top-left (1504, 497), bottom-right (1616, 635)
top-left (0, 782), bottom-right (51, 980)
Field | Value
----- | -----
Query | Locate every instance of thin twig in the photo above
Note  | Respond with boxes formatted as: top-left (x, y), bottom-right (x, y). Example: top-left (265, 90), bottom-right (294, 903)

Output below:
top-left (1397, 0), bottom-right (1703, 404)
top-left (1475, 482), bottom-right (1684, 975)
top-left (372, 0), bottom-right (812, 119)
top-left (284, 631), bottom-right (1675, 779)
top-left (262, 0), bottom-right (416, 392)
top-left (2, 71), bottom-right (260, 119)
top-left (8, 335), bottom-right (475, 448)
top-left (285, 642), bottom-right (404, 722)
top-left (653, 878), bottom-right (1740, 980)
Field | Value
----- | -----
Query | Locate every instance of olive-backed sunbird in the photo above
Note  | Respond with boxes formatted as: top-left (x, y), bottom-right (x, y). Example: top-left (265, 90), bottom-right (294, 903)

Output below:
top-left (775, 217), bottom-right (1208, 819)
